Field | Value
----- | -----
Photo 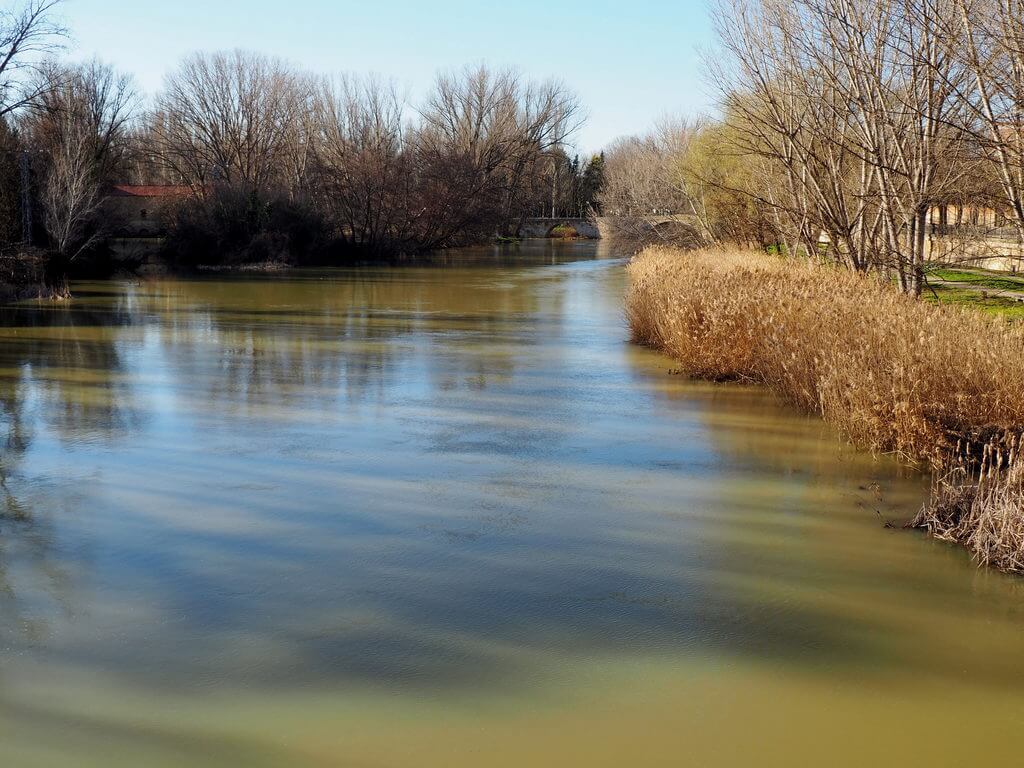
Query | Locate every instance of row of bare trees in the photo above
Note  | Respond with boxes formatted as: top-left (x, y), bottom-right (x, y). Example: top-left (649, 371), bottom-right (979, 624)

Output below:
top-left (135, 51), bottom-right (585, 261)
top-left (0, 1), bottom-right (157, 277)
top-left (0, 0), bottom-right (590, 277)
top-left (597, 118), bottom-right (774, 249)
top-left (701, 0), bottom-right (1024, 294)
top-left (0, 0), bottom-right (70, 285)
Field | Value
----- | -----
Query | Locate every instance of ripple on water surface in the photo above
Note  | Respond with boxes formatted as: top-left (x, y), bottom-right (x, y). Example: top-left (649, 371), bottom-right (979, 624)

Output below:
top-left (0, 241), bottom-right (1021, 767)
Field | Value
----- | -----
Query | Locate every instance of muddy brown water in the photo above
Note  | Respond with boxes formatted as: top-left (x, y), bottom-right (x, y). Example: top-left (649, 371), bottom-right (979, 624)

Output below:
top-left (0, 240), bottom-right (1022, 766)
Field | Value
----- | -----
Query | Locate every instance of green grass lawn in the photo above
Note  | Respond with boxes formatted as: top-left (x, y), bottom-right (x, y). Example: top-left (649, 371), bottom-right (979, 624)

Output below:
top-left (925, 282), bottom-right (1024, 320)
top-left (929, 266), bottom-right (1024, 292)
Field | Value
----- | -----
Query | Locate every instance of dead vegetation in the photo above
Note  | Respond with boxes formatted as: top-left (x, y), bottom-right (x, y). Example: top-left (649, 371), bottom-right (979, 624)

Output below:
top-left (916, 439), bottom-right (1024, 571)
top-left (627, 245), bottom-right (1024, 572)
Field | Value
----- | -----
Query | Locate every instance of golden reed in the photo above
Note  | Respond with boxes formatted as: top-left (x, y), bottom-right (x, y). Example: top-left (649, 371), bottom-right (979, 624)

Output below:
top-left (627, 246), bottom-right (1024, 572)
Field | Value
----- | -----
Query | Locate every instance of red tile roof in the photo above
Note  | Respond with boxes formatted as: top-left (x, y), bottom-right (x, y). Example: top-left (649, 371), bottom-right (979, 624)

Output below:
top-left (108, 185), bottom-right (193, 198)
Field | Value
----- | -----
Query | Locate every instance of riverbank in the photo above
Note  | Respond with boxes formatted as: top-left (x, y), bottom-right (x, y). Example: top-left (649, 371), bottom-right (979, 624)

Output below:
top-left (627, 246), bottom-right (1024, 572)
top-left (0, 248), bottom-right (71, 302)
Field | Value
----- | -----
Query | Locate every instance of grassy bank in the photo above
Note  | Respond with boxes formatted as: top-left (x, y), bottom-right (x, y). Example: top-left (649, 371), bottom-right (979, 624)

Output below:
top-left (926, 284), bottom-right (1024, 320)
top-left (929, 266), bottom-right (1024, 293)
top-left (925, 266), bottom-right (1024, 320)
top-left (627, 246), bottom-right (1024, 572)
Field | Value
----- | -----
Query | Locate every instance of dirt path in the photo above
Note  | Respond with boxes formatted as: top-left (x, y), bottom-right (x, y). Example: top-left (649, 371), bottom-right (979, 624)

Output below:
top-left (932, 279), bottom-right (1024, 302)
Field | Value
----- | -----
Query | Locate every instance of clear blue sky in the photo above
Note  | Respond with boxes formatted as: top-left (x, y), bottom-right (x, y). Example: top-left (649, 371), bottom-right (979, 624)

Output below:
top-left (59, 0), bottom-right (716, 153)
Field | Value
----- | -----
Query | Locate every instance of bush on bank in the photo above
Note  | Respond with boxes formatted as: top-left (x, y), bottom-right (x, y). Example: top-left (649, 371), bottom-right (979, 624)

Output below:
top-left (162, 189), bottom-right (331, 269)
top-left (626, 246), bottom-right (1024, 572)
top-left (0, 246), bottom-right (69, 300)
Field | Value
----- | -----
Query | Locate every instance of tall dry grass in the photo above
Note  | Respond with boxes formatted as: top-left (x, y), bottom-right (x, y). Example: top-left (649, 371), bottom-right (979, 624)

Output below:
top-left (627, 246), bottom-right (1024, 572)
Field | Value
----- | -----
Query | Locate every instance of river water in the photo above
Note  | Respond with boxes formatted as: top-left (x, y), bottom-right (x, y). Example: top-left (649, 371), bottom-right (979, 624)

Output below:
top-left (1, 241), bottom-right (1023, 766)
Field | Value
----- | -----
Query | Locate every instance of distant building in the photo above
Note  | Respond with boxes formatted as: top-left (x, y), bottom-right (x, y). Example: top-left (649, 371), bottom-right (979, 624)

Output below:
top-left (104, 185), bottom-right (192, 237)
top-left (926, 203), bottom-right (1024, 272)
top-left (819, 203), bottom-right (1024, 273)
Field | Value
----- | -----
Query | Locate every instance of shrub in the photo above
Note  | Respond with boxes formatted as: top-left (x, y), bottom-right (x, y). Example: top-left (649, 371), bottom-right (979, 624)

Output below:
top-left (162, 186), bottom-right (329, 268)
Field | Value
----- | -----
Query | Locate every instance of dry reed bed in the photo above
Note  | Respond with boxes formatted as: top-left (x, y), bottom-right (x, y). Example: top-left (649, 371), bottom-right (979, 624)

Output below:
top-left (627, 246), bottom-right (1024, 572)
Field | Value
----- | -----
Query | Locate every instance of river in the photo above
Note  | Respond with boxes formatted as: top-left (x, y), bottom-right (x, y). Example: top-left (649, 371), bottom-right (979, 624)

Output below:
top-left (0, 241), bottom-right (1023, 766)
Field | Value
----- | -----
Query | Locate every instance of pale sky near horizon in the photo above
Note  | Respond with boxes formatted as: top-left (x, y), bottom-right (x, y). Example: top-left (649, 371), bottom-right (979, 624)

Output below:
top-left (57, 0), bottom-right (717, 154)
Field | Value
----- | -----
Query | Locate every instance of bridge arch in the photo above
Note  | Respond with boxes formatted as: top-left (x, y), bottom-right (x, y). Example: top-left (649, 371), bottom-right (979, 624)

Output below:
top-left (546, 221), bottom-right (582, 238)
top-left (517, 218), bottom-right (600, 239)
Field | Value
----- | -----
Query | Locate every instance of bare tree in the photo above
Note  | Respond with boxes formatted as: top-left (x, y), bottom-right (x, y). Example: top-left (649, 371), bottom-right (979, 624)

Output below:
top-left (414, 65), bottom-right (583, 245)
top-left (151, 50), bottom-right (313, 193)
top-left (40, 113), bottom-right (101, 259)
top-left (309, 75), bottom-right (411, 252)
top-left (711, 0), bottom-right (867, 263)
top-left (711, 0), bottom-right (970, 293)
top-left (599, 119), bottom-right (709, 246)
top-left (826, 0), bottom-right (968, 294)
top-left (24, 60), bottom-right (137, 261)
top-left (951, 0), bottom-right (1024, 245)
top-left (0, 0), bottom-right (66, 116)
top-left (142, 59), bottom-right (584, 259)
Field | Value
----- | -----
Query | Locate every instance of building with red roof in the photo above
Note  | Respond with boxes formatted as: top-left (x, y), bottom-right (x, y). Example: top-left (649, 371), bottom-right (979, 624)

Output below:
top-left (103, 185), bottom-right (194, 237)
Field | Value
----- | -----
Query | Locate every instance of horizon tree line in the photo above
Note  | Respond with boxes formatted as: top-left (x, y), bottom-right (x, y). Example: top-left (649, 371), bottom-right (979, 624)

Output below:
top-left (0, 0), bottom-right (605, 280)
top-left (11, 0), bottom-right (1024, 296)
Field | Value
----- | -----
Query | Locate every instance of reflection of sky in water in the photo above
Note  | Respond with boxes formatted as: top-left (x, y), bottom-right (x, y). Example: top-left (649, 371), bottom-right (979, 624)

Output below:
top-left (2, 241), bottom-right (1024, 766)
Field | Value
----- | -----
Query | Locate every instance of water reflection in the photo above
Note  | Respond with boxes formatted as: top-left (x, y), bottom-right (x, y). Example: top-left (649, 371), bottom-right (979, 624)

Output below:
top-left (0, 240), bottom-right (1023, 767)
top-left (0, 297), bottom-right (141, 654)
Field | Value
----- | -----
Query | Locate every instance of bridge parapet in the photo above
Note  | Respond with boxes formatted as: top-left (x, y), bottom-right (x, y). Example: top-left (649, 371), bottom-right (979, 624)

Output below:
top-left (518, 218), bottom-right (601, 239)
top-left (518, 215), bottom-right (700, 241)
top-left (595, 215), bottom-right (703, 245)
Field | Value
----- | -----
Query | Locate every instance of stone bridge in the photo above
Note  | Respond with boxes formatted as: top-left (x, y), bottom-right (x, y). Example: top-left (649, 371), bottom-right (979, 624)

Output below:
top-left (518, 215), bottom-right (701, 242)
top-left (517, 217), bottom-right (602, 239)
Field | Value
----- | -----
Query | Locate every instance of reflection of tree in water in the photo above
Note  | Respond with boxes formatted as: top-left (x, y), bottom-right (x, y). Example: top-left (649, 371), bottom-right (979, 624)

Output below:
top-left (147, 265), bottom-right (559, 413)
top-left (0, 485), bottom-right (74, 649)
top-left (0, 413), bottom-right (76, 650)
top-left (0, 295), bottom-right (138, 651)
top-left (144, 278), bottom-right (400, 412)
top-left (4, 252), bottom-right (623, 693)
top-left (0, 296), bottom-right (144, 440)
